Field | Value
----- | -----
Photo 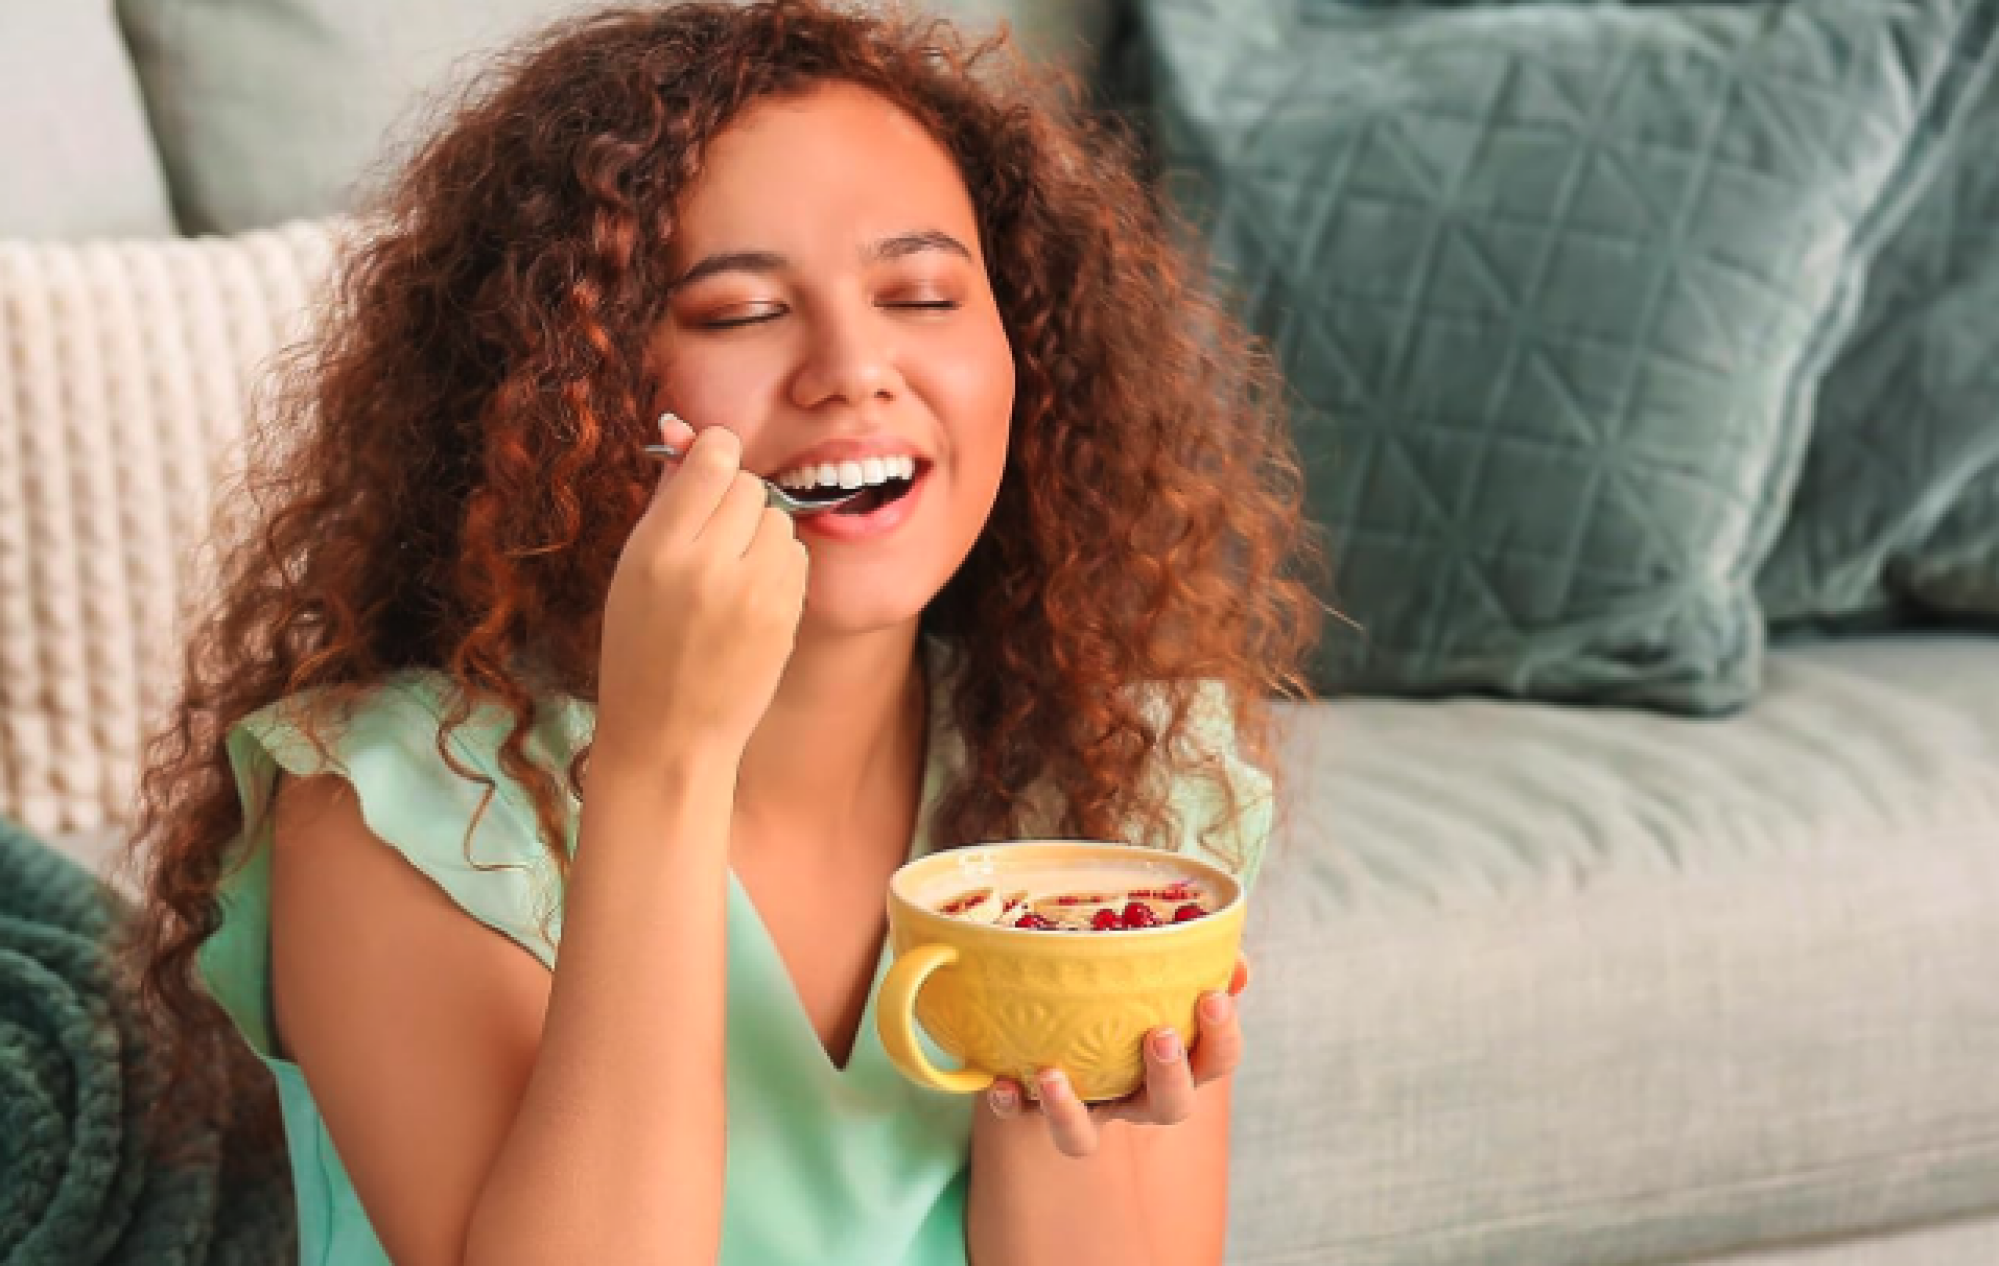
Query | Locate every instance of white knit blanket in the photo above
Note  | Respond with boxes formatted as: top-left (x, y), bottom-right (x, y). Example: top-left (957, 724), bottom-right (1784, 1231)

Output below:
top-left (0, 222), bottom-right (338, 835)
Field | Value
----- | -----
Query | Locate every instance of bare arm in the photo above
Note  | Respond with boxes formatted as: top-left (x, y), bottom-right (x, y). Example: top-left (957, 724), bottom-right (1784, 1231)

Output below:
top-left (269, 748), bottom-right (739, 1266)
top-left (269, 420), bottom-right (806, 1265)
top-left (964, 1079), bottom-right (1232, 1266)
top-left (465, 750), bottom-right (738, 1264)
top-left (966, 966), bottom-right (1252, 1265)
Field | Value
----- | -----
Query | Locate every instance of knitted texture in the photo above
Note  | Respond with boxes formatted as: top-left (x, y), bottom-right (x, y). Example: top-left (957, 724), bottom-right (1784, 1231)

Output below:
top-left (0, 222), bottom-right (338, 836)
top-left (0, 815), bottom-right (294, 1263)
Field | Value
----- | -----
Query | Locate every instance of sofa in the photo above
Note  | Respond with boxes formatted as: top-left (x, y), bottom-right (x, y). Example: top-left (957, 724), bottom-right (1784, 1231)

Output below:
top-left (3, 1), bottom-right (1996, 1265)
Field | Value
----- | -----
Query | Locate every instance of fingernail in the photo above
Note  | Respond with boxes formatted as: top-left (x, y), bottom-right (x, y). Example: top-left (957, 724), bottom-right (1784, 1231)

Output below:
top-left (1201, 992), bottom-right (1232, 1024)
top-left (1151, 1030), bottom-right (1183, 1062)
top-left (1039, 1069), bottom-right (1067, 1096)
top-left (989, 1085), bottom-right (1016, 1114)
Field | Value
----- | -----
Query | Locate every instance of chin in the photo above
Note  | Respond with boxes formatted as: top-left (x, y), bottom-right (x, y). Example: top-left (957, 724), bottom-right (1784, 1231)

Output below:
top-left (798, 587), bottom-right (934, 640)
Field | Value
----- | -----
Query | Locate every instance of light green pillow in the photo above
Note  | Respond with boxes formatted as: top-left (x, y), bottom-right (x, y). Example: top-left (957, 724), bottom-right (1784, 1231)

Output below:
top-left (1133, 0), bottom-right (1996, 712)
top-left (1900, 472), bottom-right (1999, 618)
top-left (1760, 66), bottom-right (1999, 628)
top-left (116, 0), bottom-right (1116, 235)
top-left (0, 0), bottom-right (173, 239)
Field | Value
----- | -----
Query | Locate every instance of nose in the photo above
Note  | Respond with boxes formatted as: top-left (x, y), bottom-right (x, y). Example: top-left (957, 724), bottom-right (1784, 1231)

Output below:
top-left (789, 300), bottom-right (899, 412)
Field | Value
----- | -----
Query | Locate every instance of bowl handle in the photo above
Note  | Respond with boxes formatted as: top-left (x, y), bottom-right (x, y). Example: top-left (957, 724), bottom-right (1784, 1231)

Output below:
top-left (875, 942), bottom-right (995, 1096)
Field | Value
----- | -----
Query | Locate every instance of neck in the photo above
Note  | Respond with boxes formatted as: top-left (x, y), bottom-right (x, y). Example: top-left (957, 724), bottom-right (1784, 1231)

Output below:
top-left (732, 620), bottom-right (928, 858)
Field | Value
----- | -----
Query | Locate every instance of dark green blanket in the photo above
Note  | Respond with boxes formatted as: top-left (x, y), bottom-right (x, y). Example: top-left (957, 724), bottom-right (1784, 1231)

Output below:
top-left (0, 817), bottom-right (293, 1264)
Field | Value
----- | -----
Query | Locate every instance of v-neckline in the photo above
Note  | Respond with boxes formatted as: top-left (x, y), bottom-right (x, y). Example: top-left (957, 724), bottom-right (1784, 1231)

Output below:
top-left (726, 873), bottom-right (900, 1077)
top-left (722, 640), bottom-right (950, 1080)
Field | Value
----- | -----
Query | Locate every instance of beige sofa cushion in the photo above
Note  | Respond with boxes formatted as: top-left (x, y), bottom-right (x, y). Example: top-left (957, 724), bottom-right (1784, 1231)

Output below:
top-left (1235, 638), bottom-right (1999, 1265)
top-left (0, 222), bottom-right (338, 835)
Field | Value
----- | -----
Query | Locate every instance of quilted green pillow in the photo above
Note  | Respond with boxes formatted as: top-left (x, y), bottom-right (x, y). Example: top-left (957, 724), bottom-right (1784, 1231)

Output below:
top-left (1132, 0), bottom-right (1995, 711)
top-left (1910, 477), bottom-right (1999, 614)
top-left (1760, 67), bottom-right (1999, 628)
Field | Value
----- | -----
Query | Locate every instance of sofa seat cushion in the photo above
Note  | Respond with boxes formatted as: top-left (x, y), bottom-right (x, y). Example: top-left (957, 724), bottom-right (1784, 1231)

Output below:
top-left (1234, 637), bottom-right (1999, 1266)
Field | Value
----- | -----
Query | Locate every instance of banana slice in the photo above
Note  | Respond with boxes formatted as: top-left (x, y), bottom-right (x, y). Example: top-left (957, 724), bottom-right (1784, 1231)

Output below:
top-left (936, 887), bottom-right (999, 922)
top-left (947, 882), bottom-right (1213, 930)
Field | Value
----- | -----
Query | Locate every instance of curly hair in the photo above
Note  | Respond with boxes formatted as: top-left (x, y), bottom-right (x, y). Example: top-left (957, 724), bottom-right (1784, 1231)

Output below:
top-left (119, 0), bottom-right (1323, 1161)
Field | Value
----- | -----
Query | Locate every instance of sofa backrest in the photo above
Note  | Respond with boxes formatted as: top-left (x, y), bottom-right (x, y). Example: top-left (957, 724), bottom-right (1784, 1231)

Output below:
top-left (0, 0), bottom-right (175, 240)
top-left (2, 0), bottom-right (1118, 242)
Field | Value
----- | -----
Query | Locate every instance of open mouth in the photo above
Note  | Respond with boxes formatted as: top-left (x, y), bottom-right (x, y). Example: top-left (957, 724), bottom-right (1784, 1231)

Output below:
top-left (788, 465), bottom-right (924, 517)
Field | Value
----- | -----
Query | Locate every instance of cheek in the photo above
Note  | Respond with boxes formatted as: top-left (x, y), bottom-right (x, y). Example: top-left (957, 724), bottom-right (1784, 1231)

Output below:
top-left (932, 315), bottom-right (1015, 484)
top-left (652, 340), bottom-right (788, 437)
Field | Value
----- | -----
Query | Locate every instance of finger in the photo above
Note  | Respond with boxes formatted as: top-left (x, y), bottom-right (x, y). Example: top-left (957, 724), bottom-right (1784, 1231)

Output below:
top-left (1034, 1069), bottom-right (1099, 1158)
top-left (745, 503), bottom-right (801, 566)
top-left (1188, 991), bottom-right (1245, 1086)
top-left (987, 1078), bottom-right (1026, 1121)
top-left (657, 410), bottom-right (697, 454)
top-left (1230, 955), bottom-right (1252, 997)
top-left (746, 513), bottom-right (810, 620)
top-left (653, 424), bottom-right (743, 538)
top-left (642, 412), bottom-right (698, 502)
top-left (695, 469), bottom-right (771, 557)
top-left (1137, 1027), bottom-right (1197, 1126)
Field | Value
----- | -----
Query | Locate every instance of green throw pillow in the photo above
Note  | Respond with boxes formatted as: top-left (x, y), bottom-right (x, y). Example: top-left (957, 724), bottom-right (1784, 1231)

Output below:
top-left (1132, 0), bottom-right (1996, 712)
top-left (1760, 63), bottom-right (1999, 628)
top-left (1911, 478), bottom-right (1999, 614)
top-left (117, 0), bottom-right (1117, 234)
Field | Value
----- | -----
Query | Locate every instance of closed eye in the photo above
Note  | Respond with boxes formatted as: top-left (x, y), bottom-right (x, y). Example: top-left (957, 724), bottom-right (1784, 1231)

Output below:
top-left (700, 308), bottom-right (785, 330)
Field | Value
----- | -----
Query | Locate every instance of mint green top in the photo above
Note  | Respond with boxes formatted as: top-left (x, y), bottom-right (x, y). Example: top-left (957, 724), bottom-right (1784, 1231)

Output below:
top-left (198, 648), bottom-right (1271, 1266)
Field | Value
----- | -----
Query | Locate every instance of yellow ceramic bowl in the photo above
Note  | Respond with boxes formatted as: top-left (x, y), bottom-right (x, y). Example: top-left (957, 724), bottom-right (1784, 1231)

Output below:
top-left (876, 841), bottom-right (1245, 1104)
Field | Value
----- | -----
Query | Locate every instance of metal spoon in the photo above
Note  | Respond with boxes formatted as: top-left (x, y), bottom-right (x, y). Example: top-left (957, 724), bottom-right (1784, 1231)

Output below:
top-left (641, 439), bottom-right (866, 517)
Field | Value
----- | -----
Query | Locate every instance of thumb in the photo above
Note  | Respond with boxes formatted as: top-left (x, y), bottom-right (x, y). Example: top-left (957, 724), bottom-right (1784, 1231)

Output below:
top-left (659, 410), bottom-right (697, 452)
top-left (646, 410), bottom-right (700, 508)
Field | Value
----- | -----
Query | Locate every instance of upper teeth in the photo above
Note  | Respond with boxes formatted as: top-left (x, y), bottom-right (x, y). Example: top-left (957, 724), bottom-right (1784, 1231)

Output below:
top-left (774, 454), bottom-right (919, 490)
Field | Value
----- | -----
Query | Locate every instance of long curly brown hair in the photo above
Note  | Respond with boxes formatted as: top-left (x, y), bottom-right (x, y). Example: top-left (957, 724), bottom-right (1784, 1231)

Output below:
top-left (119, 0), bottom-right (1322, 1164)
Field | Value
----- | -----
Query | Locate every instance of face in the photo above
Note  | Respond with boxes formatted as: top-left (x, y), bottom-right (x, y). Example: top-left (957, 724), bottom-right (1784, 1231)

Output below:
top-left (649, 81), bottom-right (1015, 637)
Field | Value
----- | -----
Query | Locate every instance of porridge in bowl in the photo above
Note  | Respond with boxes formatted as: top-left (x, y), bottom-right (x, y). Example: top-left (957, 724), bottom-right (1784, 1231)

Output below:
top-left (879, 841), bottom-right (1246, 1102)
top-left (933, 875), bottom-right (1216, 930)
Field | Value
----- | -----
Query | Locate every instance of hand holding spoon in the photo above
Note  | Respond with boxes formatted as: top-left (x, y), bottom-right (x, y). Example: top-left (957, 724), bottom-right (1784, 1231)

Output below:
top-left (643, 413), bottom-right (864, 516)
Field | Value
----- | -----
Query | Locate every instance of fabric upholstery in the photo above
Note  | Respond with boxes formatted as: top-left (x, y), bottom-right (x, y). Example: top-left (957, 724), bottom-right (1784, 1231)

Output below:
top-left (1762, 64), bottom-right (1999, 627)
top-left (0, 222), bottom-right (339, 835)
top-left (115, 0), bottom-right (1116, 235)
top-left (1131, 0), bottom-right (1999, 712)
top-left (0, 0), bottom-right (175, 240)
top-left (1231, 638), bottom-right (1999, 1265)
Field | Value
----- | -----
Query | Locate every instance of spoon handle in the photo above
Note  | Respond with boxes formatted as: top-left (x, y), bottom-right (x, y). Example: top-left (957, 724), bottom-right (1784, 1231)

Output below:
top-left (641, 443), bottom-right (855, 516)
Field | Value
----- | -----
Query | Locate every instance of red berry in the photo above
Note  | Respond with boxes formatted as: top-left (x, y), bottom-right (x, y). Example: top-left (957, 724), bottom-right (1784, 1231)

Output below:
top-left (1014, 912), bottom-right (1055, 931)
top-left (1120, 901), bottom-right (1160, 929)
top-left (1090, 908), bottom-right (1122, 932)
top-left (1172, 904), bottom-right (1205, 923)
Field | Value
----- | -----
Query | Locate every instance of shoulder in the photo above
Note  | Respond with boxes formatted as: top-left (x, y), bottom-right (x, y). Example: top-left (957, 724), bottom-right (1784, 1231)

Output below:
top-left (238, 670), bottom-right (585, 811)
top-left (1138, 679), bottom-right (1275, 895)
top-left (923, 640), bottom-right (1274, 892)
top-left (231, 670), bottom-right (581, 962)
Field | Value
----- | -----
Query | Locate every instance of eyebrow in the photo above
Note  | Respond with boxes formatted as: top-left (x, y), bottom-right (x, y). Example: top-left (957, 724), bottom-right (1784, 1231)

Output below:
top-left (669, 230), bottom-right (972, 291)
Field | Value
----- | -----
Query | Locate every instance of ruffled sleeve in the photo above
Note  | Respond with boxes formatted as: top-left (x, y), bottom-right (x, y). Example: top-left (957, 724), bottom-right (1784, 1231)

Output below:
top-left (200, 673), bottom-right (577, 1060)
top-left (1157, 680), bottom-right (1276, 897)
